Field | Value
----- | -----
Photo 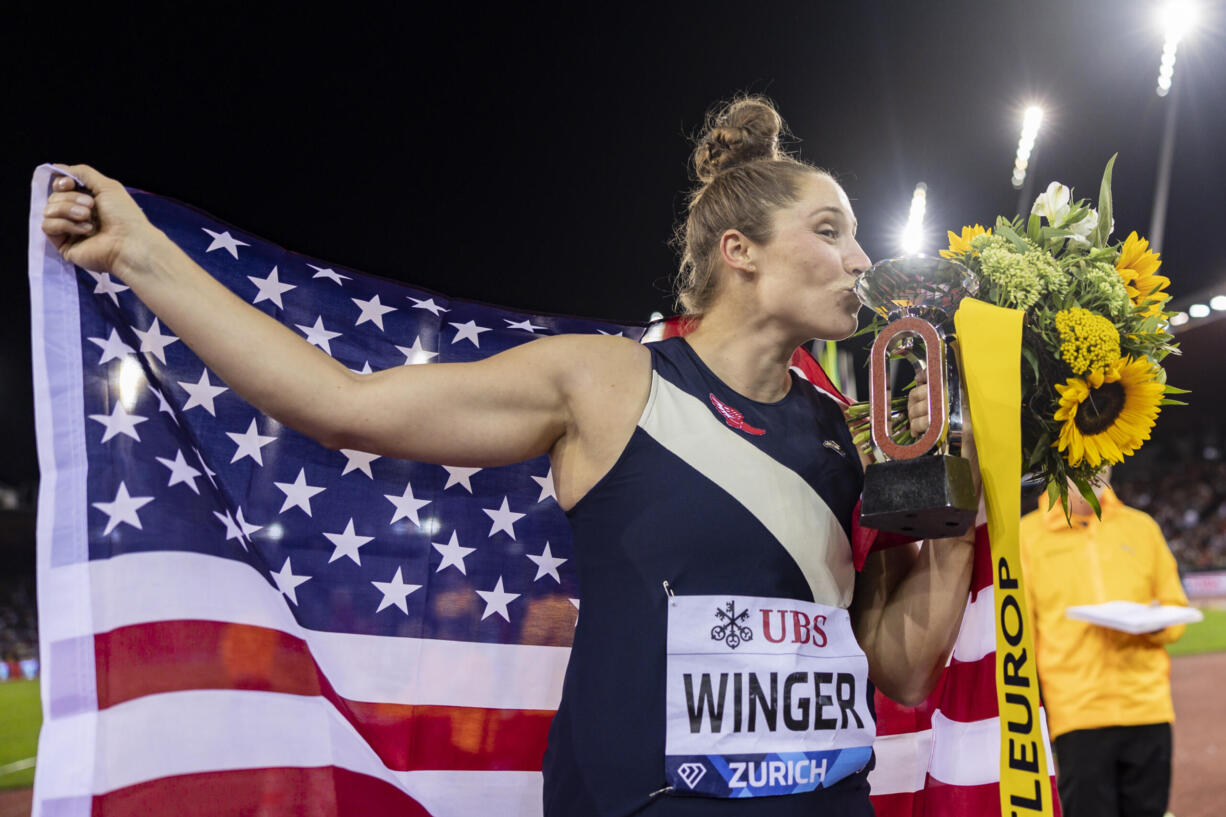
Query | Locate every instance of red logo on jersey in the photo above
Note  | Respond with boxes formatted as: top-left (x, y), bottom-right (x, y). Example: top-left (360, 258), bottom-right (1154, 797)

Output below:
top-left (709, 393), bottom-right (766, 436)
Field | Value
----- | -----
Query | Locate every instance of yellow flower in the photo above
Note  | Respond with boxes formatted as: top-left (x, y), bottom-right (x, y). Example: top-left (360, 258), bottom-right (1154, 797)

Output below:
top-left (1116, 232), bottom-right (1170, 317)
top-left (1054, 307), bottom-right (1120, 376)
top-left (1053, 357), bottom-right (1164, 468)
top-left (940, 225), bottom-right (992, 259)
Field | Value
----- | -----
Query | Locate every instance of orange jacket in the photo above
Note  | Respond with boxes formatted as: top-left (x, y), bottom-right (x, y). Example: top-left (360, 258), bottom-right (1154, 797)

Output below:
top-left (1019, 486), bottom-right (1189, 738)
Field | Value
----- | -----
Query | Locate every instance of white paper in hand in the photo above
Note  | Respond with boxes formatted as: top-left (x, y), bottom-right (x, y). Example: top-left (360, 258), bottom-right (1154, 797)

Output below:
top-left (1065, 601), bottom-right (1203, 634)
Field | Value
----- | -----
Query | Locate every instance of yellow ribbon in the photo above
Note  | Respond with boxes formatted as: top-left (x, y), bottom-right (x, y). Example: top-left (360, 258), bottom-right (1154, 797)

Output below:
top-left (955, 299), bottom-right (1054, 817)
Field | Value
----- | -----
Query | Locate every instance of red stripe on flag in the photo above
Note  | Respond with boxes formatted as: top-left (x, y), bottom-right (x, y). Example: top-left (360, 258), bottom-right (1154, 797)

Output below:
top-left (874, 652), bottom-right (999, 736)
top-left (94, 620), bottom-right (553, 771)
top-left (870, 776), bottom-right (1061, 817)
top-left (91, 765), bottom-right (431, 817)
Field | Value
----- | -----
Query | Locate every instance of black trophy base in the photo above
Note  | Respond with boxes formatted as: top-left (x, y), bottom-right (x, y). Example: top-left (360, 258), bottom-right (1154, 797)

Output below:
top-left (860, 455), bottom-right (976, 539)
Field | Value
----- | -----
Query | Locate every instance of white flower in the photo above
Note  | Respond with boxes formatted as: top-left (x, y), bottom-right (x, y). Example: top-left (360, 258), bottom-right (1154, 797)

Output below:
top-left (1066, 208), bottom-right (1098, 247)
top-left (1032, 182), bottom-right (1071, 224)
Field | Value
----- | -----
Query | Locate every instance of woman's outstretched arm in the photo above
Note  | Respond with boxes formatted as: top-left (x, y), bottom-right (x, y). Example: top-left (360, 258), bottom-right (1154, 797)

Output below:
top-left (41, 164), bottom-right (642, 470)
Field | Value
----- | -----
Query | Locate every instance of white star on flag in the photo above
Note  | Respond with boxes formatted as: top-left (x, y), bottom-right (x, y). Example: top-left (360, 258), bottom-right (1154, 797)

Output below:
top-left (324, 519), bottom-right (374, 565)
top-left (442, 465), bottom-right (481, 493)
top-left (432, 531), bottom-right (476, 574)
top-left (295, 315), bottom-right (342, 355)
top-left (372, 567), bottom-right (421, 614)
top-left (86, 271), bottom-right (129, 306)
top-left (213, 509), bottom-right (247, 548)
top-left (147, 384), bottom-right (179, 425)
top-left (350, 361), bottom-right (375, 375)
top-left (339, 449), bottom-right (380, 478)
top-left (235, 507), bottom-right (262, 543)
top-left (273, 468), bottom-right (326, 516)
top-left (482, 496), bottom-right (526, 539)
top-left (597, 329), bottom-right (622, 336)
top-left (92, 482), bottom-right (154, 535)
top-left (308, 264), bottom-right (350, 285)
top-left (226, 418), bottom-right (277, 465)
top-left (351, 294), bottom-right (397, 330)
top-left (271, 558), bottom-right (311, 606)
top-left (193, 446), bottom-right (218, 487)
top-left (396, 336), bottom-right (437, 365)
top-left (202, 228), bottom-right (250, 258)
top-left (385, 481), bottom-right (431, 526)
top-left (87, 328), bottom-right (135, 365)
top-left (408, 297), bottom-right (448, 316)
top-left (156, 450), bottom-right (202, 494)
top-left (450, 320), bottom-right (492, 347)
top-left (89, 402), bottom-right (148, 443)
top-left (476, 577), bottom-right (520, 622)
top-left (530, 468), bottom-right (557, 503)
top-left (178, 369), bottom-right (228, 416)
top-left (526, 542), bottom-right (567, 583)
top-left (248, 266), bottom-right (297, 309)
top-left (505, 318), bottom-right (545, 333)
top-left (131, 318), bottom-right (179, 364)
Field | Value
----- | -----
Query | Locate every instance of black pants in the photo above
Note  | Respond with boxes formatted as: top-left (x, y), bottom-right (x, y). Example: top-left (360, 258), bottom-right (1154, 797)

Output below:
top-left (1052, 722), bottom-right (1172, 817)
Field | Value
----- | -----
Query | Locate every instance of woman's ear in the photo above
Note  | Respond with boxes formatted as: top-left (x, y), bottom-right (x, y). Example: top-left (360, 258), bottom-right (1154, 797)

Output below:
top-left (719, 229), bottom-right (757, 275)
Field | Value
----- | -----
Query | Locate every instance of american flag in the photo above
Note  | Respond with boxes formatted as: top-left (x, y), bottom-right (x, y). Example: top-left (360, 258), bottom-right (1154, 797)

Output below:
top-left (28, 165), bottom-right (1054, 815)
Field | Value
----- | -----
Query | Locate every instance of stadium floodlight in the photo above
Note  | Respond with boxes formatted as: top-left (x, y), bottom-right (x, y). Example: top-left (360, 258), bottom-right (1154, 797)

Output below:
top-left (1189, 303), bottom-right (1210, 318)
top-left (1156, 1), bottom-right (1198, 96)
top-left (900, 182), bottom-right (928, 255)
top-left (1011, 106), bottom-right (1044, 190)
top-left (1169, 312), bottom-right (1190, 326)
top-left (1210, 295), bottom-right (1226, 311)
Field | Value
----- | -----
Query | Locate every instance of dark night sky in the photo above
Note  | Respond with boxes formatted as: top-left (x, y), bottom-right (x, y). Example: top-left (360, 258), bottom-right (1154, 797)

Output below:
top-left (4, 0), bottom-right (1225, 487)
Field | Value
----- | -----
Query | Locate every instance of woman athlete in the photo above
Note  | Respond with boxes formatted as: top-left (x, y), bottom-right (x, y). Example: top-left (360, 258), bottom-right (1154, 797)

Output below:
top-left (42, 96), bottom-right (976, 815)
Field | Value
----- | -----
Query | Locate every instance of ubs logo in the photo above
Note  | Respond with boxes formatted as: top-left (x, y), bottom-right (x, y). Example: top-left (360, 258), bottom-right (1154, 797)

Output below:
top-left (711, 600), bottom-right (754, 649)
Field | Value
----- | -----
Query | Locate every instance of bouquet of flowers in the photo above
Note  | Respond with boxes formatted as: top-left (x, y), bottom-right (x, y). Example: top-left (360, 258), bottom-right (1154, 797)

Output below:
top-left (849, 157), bottom-right (1185, 515)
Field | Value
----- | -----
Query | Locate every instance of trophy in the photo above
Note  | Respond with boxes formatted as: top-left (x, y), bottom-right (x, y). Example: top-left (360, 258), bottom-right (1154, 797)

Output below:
top-left (853, 256), bottom-right (978, 538)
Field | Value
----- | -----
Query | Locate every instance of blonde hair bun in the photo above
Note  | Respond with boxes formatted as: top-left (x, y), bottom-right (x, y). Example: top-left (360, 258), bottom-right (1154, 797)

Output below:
top-left (692, 95), bottom-right (785, 183)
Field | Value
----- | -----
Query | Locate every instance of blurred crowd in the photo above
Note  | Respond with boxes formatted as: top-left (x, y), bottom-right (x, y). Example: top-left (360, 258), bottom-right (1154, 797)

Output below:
top-left (0, 574), bottom-right (38, 681)
top-left (1113, 423), bottom-right (1226, 574)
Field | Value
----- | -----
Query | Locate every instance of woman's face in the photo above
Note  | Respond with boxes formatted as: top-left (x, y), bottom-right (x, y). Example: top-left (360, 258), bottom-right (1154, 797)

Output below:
top-left (751, 173), bottom-right (870, 341)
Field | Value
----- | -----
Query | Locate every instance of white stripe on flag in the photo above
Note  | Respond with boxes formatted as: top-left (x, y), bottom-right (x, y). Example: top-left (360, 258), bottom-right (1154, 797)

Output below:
top-left (951, 585), bottom-right (996, 664)
top-left (640, 374), bottom-right (854, 607)
top-left (867, 729), bottom-right (933, 795)
top-left (43, 551), bottom-right (569, 710)
top-left (35, 688), bottom-right (544, 816)
top-left (928, 709), bottom-right (1054, 787)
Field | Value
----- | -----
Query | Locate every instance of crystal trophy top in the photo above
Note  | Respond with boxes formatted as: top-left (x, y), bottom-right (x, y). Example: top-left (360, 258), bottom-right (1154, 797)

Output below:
top-left (854, 255), bottom-right (978, 325)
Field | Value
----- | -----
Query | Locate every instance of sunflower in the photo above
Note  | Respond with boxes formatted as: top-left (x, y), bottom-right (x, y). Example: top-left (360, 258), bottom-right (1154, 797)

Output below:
top-left (1053, 356), bottom-right (1164, 468)
top-left (940, 224), bottom-right (992, 259)
top-left (1115, 231), bottom-right (1170, 317)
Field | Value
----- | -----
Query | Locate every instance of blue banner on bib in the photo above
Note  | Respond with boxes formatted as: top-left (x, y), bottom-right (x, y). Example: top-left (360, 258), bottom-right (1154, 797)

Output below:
top-left (666, 746), bottom-right (874, 797)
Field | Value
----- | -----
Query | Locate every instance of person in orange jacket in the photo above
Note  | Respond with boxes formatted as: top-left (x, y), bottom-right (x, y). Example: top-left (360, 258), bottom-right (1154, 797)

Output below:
top-left (1020, 469), bottom-right (1189, 817)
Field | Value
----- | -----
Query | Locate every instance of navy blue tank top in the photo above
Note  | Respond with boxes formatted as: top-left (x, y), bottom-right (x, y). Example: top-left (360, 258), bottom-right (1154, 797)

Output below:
top-left (542, 338), bottom-right (874, 816)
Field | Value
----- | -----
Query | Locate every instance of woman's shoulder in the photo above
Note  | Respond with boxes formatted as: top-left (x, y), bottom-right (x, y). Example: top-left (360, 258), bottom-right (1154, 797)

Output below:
top-left (522, 331), bottom-right (651, 373)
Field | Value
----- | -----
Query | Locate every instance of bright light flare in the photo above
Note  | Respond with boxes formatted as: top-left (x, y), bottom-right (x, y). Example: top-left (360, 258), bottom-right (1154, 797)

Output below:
top-left (1011, 106), bottom-right (1044, 189)
top-left (1169, 312), bottom-right (1189, 326)
top-left (116, 357), bottom-right (146, 411)
top-left (1156, 2), bottom-right (1197, 96)
top-left (1189, 303), bottom-right (1210, 318)
top-left (900, 182), bottom-right (927, 255)
top-left (1211, 295), bottom-right (1226, 311)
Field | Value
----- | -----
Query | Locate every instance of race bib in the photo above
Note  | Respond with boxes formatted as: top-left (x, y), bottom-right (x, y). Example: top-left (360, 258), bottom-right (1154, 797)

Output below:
top-left (664, 594), bottom-right (875, 798)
